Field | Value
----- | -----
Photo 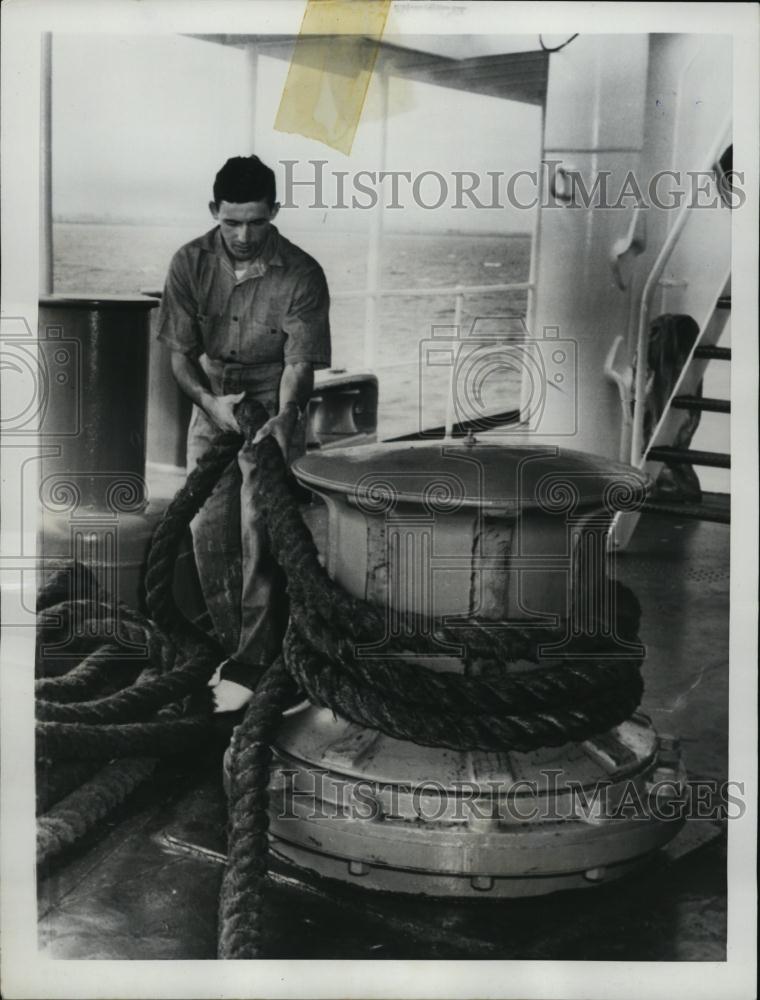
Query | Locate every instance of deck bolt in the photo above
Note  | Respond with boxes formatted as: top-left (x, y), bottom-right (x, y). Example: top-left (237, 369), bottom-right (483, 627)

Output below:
top-left (652, 766), bottom-right (679, 786)
top-left (657, 735), bottom-right (682, 766)
top-left (584, 867), bottom-right (607, 882)
top-left (657, 735), bottom-right (680, 752)
top-left (645, 769), bottom-right (680, 796)
top-left (470, 875), bottom-right (494, 891)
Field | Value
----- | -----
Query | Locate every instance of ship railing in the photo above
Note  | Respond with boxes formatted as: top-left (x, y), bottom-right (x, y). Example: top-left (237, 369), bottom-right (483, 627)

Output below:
top-left (332, 280), bottom-right (534, 438)
top-left (145, 280), bottom-right (534, 375)
top-left (143, 279), bottom-right (534, 445)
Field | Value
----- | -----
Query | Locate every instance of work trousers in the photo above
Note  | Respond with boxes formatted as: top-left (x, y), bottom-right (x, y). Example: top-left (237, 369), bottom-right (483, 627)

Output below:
top-left (186, 359), bottom-right (304, 687)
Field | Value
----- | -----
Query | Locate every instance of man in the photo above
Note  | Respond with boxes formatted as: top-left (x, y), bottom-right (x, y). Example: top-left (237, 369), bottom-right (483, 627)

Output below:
top-left (157, 155), bottom-right (331, 711)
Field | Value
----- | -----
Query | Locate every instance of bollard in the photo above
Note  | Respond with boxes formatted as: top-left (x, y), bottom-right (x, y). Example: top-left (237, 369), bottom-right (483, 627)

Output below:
top-left (259, 439), bottom-right (686, 898)
top-left (37, 294), bottom-right (165, 613)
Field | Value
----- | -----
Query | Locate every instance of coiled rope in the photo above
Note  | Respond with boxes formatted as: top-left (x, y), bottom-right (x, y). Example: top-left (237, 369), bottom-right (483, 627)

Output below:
top-left (35, 396), bottom-right (644, 960)
top-left (35, 433), bottom-right (240, 859)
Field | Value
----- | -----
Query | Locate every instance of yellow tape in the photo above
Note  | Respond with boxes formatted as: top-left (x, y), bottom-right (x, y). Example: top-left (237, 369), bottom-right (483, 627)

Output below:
top-left (274, 0), bottom-right (392, 155)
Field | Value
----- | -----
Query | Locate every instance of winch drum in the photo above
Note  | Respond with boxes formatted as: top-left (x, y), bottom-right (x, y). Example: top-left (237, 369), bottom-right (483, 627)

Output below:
top-left (265, 441), bottom-right (685, 896)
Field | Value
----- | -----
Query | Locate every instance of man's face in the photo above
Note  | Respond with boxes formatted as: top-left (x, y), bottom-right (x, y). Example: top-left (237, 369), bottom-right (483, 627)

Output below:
top-left (210, 199), bottom-right (279, 261)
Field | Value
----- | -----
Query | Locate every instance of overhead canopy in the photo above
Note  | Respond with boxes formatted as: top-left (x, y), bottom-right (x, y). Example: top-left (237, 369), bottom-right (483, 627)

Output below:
top-left (187, 33), bottom-right (549, 105)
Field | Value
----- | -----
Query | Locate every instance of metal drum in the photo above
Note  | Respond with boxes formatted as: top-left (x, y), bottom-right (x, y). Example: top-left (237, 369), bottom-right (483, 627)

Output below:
top-left (37, 295), bottom-right (164, 612)
top-left (38, 294), bottom-right (156, 509)
top-left (266, 439), bottom-right (686, 897)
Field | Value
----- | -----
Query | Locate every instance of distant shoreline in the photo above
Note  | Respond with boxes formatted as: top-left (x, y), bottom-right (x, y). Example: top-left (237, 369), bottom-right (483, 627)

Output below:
top-left (53, 218), bottom-right (532, 240)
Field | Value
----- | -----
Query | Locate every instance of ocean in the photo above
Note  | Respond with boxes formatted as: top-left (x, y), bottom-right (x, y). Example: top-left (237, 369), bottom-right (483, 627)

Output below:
top-left (54, 223), bottom-right (531, 439)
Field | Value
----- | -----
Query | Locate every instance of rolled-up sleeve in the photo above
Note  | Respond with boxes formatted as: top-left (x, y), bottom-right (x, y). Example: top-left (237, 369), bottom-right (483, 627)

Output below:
top-left (156, 250), bottom-right (201, 356)
top-left (282, 265), bottom-right (331, 369)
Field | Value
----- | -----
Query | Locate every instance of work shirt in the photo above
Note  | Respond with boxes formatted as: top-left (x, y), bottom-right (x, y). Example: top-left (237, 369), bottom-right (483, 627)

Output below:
top-left (157, 225), bottom-right (331, 377)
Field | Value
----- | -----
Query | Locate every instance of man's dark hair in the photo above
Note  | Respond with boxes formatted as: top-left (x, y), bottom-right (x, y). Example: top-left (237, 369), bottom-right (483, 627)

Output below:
top-left (213, 155), bottom-right (276, 207)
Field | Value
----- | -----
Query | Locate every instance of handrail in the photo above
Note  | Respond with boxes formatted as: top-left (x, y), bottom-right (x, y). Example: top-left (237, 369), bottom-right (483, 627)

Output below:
top-left (331, 281), bottom-right (533, 301)
top-left (603, 336), bottom-right (633, 462)
top-left (629, 117), bottom-right (732, 466)
top-left (144, 281), bottom-right (532, 303)
top-left (143, 281), bottom-right (534, 384)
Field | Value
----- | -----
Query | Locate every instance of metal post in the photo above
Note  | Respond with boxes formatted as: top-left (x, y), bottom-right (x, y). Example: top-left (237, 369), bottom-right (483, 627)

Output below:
top-left (245, 44), bottom-right (259, 147)
top-left (364, 62), bottom-right (389, 369)
top-left (525, 103), bottom-right (545, 339)
top-left (520, 105), bottom-right (545, 430)
top-left (40, 33), bottom-right (53, 294)
top-left (444, 291), bottom-right (465, 439)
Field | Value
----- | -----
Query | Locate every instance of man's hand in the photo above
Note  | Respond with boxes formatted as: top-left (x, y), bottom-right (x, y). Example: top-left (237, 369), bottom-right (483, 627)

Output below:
top-left (252, 403), bottom-right (299, 456)
top-left (202, 391), bottom-right (245, 432)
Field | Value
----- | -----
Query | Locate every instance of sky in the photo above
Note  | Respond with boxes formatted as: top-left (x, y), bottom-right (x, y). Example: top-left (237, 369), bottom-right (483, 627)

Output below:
top-left (51, 32), bottom-right (542, 234)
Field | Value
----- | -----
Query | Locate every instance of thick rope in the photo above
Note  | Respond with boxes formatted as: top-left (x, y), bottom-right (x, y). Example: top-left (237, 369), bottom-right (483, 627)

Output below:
top-left (37, 760), bottom-right (102, 816)
top-left (217, 658), bottom-right (297, 959)
top-left (216, 399), bottom-right (645, 958)
top-left (35, 646), bottom-right (145, 703)
top-left (37, 758), bottom-right (158, 865)
top-left (35, 395), bottom-right (646, 962)
top-left (33, 412), bottom-right (254, 863)
top-left (33, 446), bottom-right (241, 851)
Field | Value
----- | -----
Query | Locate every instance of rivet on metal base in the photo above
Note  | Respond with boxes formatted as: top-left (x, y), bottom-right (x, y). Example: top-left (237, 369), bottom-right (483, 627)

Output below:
top-left (584, 867), bottom-right (607, 882)
top-left (470, 875), bottom-right (495, 891)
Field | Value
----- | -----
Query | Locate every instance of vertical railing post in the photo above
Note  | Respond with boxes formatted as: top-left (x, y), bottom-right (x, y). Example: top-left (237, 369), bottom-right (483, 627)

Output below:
top-left (525, 103), bottom-right (545, 340)
top-left (40, 32), bottom-right (53, 295)
top-left (364, 60), bottom-right (389, 369)
top-left (444, 290), bottom-right (465, 440)
top-left (245, 44), bottom-right (259, 147)
top-left (364, 227), bottom-right (380, 369)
